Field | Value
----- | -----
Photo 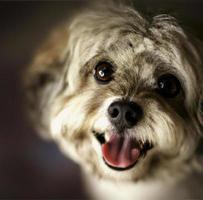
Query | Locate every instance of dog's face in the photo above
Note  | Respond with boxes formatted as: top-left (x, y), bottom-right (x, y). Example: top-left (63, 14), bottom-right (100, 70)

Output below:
top-left (31, 5), bottom-right (203, 182)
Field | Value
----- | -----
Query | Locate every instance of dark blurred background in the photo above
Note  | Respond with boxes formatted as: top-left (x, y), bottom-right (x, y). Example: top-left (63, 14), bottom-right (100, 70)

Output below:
top-left (0, 0), bottom-right (203, 199)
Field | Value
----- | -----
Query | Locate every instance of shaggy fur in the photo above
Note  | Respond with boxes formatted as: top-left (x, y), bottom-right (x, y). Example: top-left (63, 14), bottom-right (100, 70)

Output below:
top-left (24, 2), bottom-right (203, 199)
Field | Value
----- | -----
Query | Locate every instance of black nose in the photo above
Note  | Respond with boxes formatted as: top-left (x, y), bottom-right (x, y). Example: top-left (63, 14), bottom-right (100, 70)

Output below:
top-left (108, 101), bottom-right (143, 130)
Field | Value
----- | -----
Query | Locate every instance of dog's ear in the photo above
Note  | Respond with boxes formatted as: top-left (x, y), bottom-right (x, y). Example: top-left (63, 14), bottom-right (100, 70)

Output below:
top-left (194, 38), bottom-right (203, 126)
top-left (193, 38), bottom-right (203, 155)
top-left (23, 24), bottom-right (69, 139)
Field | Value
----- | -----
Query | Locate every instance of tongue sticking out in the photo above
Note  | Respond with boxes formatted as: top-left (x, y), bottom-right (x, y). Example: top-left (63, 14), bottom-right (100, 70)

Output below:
top-left (102, 134), bottom-right (140, 169)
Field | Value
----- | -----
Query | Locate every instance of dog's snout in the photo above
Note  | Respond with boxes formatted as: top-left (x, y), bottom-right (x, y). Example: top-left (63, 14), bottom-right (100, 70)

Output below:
top-left (108, 101), bottom-right (143, 129)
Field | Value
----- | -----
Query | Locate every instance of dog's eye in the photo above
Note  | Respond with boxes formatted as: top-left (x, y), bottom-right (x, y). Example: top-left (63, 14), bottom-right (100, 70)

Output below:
top-left (94, 62), bottom-right (114, 84)
top-left (157, 74), bottom-right (181, 98)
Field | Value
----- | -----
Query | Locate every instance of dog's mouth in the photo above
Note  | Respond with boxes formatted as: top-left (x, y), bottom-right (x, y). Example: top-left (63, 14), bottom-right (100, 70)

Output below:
top-left (93, 131), bottom-right (153, 171)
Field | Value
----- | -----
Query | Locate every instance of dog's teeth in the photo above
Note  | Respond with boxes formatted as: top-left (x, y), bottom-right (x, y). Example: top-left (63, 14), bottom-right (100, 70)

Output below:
top-left (105, 134), bottom-right (110, 142)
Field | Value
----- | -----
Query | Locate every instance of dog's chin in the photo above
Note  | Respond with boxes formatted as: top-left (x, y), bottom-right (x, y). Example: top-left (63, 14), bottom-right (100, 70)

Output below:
top-left (92, 128), bottom-right (154, 180)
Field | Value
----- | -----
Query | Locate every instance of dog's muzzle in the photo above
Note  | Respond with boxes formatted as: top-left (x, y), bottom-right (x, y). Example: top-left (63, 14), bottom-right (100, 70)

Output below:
top-left (94, 100), bottom-right (152, 171)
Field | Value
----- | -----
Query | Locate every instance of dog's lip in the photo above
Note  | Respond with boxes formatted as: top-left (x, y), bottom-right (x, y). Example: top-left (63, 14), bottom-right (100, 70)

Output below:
top-left (103, 157), bottom-right (138, 171)
top-left (93, 130), bottom-right (153, 171)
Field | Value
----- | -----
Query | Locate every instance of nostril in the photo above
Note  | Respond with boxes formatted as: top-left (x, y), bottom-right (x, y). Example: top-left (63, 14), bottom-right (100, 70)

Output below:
top-left (125, 110), bottom-right (136, 124)
top-left (124, 102), bottom-right (143, 127)
top-left (109, 107), bottom-right (119, 118)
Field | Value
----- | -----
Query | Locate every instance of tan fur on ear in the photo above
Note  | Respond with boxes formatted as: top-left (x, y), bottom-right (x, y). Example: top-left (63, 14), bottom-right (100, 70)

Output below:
top-left (193, 38), bottom-right (203, 127)
top-left (24, 24), bottom-right (69, 140)
top-left (26, 24), bottom-right (69, 82)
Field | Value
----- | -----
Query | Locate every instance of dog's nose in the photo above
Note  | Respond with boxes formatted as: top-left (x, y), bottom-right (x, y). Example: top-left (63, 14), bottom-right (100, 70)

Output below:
top-left (108, 101), bottom-right (143, 129)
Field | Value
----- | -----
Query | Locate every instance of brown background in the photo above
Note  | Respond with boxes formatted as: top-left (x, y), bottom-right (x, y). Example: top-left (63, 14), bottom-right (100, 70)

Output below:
top-left (0, 1), bottom-right (203, 199)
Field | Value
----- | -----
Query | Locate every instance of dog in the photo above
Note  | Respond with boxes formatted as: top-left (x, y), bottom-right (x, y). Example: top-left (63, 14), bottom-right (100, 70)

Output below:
top-left (24, 1), bottom-right (203, 199)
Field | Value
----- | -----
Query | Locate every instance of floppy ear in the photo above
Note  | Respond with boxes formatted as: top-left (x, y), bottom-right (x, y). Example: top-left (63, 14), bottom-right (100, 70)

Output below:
top-left (194, 38), bottom-right (203, 126)
top-left (23, 24), bottom-right (69, 139)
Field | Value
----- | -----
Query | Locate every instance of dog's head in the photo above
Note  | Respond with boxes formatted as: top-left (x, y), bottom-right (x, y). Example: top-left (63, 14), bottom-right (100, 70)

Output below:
top-left (26, 4), bottom-right (203, 182)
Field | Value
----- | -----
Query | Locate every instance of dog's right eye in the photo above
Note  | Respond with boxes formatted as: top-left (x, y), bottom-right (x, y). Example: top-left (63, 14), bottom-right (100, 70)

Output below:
top-left (156, 74), bottom-right (181, 98)
top-left (94, 62), bottom-right (114, 84)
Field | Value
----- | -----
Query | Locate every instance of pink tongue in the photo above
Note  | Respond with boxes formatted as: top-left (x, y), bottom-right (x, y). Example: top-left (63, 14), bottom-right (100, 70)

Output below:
top-left (102, 134), bottom-right (140, 169)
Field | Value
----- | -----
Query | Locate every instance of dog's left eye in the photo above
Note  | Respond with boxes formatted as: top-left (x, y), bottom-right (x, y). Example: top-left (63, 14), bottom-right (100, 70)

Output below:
top-left (156, 74), bottom-right (181, 98)
top-left (94, 62), bottom-right (114, 84)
